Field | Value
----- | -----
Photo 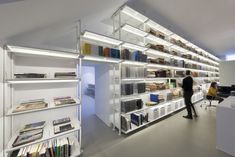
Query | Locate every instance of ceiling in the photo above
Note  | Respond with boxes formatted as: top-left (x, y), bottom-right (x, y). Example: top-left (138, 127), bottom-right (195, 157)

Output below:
top-left (0, 0), bottom-right (235, 58)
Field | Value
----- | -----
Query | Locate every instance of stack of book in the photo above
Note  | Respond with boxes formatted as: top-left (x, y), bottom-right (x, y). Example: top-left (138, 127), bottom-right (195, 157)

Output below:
top-left (13, 99), bottom-right (48, 113)
top-left (54, 72), bottom-right (76, 78)
top-left (53, 117), bottom-right (74, 134)
top-left (53, 97), bottom-right (76, 106)
top-left (14, 73), bottom-right (46, 78)
top-left (11, 137), bottom-right (74, 157)
top-left (12, 121), bottom-right (45, 147)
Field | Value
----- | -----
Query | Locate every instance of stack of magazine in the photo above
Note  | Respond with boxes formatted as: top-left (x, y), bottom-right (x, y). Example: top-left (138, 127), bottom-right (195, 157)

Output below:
top-left (14, 73), bottom-right (46, 78)
top-left (12, 121), bottom-right (45, 147)
top-left (10, 137), bottom-right (75, 157)
top-left (54, 72), bottom-right (76, 78)
top-left (13, 99), bottom-right (48, 113)
top-left (53, 117), bottom-right (74, 134)
top-left (54, 97), bottom-right (76, 106)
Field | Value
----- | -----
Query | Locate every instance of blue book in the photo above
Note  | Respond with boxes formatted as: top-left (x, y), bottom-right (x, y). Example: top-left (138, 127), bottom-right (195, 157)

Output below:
top-left (150, 94), bottom-right (159, 102)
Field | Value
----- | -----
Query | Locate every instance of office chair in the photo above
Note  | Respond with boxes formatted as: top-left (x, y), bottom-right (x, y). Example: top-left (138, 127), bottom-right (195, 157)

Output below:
top-left (205, 96), bottom-right (217, 110)
top-left (200, 90), bottom-right (217, 109)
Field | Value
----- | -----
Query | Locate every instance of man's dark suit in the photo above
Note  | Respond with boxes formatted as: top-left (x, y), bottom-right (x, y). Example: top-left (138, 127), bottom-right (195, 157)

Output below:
top-left (182, 75), bottom-right (196, 117)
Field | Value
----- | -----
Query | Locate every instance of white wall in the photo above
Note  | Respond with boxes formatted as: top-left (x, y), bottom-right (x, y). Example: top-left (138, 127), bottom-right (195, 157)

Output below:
top-left (82, 66), bottom-right (95, 94)
top-left (220, 61), bottom-right (235, 86)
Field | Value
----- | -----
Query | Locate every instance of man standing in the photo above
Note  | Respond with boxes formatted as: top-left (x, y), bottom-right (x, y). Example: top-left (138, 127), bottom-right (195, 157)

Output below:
top-left (182, 70), bottom-right (197, 119)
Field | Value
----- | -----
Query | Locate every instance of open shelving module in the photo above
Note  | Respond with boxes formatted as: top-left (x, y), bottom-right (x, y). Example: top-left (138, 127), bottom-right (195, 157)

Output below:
top-left (2, 45), bottom-right (82, 157)
top-left (79, 5), bottom-right (220, 135)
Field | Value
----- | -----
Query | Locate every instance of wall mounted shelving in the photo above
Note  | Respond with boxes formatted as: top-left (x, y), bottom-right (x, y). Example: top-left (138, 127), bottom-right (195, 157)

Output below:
top-left (3, 44), bottom-right (82, 157)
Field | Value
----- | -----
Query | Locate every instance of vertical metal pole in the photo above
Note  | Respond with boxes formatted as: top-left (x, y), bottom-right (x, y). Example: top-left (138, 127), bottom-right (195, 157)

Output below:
top-left (10, 53), bottom-right (13, 139)
top-left (3, 46), bottom-right (6, 157)
top-left (76, 20), bottom-right (82, 154)
top-left (118, 62), bottom-right (122, 135)
top-left (112, 65), bottom-right (116, 131)
top-left (118, 10), bottom-right (122, 135)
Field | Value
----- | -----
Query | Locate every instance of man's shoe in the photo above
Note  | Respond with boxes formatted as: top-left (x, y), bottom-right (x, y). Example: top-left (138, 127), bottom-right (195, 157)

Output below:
top-left (194, 114), bottom-right (198, 118)
top-left (183, 115), bottom-right (193, 119)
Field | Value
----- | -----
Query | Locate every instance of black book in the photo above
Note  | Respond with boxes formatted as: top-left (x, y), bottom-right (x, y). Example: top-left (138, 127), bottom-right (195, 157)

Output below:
top-left (53, 117), bottom-right (71, 126)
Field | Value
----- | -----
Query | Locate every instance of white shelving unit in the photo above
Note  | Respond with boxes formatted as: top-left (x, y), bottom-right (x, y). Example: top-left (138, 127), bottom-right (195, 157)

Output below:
top-left (3, 45), bottom-right (82, 156)
top-left (111, 5), bottom-right (219, 134)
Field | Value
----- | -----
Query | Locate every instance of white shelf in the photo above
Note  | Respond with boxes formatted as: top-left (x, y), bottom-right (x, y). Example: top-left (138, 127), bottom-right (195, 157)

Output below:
top-left (6, 98), bottom-right (80, 116)
top-left (82, 31), bottom-right (123, 46)
top-left (145, 77), bottom-right (176, 81)
top-left (122, 42), bottom-right (147, 51)
top-left (122, 24), bottom-right (147, 37)
top-left (121, 92), bottom-right (203, 134)
top-left (146, 49), bottom-right (172, 58)
top-left (119, 5), bottom-right (220, 66)
top-left (83, 55), bottom-right (121, 64)
top-left (6, 78), bottom-right (80, 84)
top-left (5, 118), bottom-right (81, 152)
top-left (121, 78), bottom-right (146, 82)
top-left (7, 45), bottom-right (79, 59)
top-left (120, 89), bottom-right (173, 100)
top-left (121, 97), bottom-right (183, 115)
top-left (147, 63), bottom-right (219, 74)
top-left (121, 60), bottom-right (147, 66)
top-left (146, 34), bottom-right (172, 46)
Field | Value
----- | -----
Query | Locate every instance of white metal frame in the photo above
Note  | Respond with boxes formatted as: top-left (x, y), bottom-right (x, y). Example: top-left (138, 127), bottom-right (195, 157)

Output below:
top-left (2, 22), bottom-right (83, 156)
top-left (110, 5), bottom-right (219, 134)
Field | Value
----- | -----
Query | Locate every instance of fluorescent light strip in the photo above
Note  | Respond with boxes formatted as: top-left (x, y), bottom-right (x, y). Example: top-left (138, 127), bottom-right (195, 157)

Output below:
top-left (7, 45), bottom-right (79, 59)
top-left (122, 60), bottom-right (147, 66)
top-left (121, 6), bottom-right (148, 23)
top-left (83, 56), bottom-right (121, 64)
top-left (122, 24), bottom-right (148, 37)
top-left (147, 63), bottom-right (173, 69)
top-left (171, 45), bottom-right (188, 53)
top-left (7, 79), bottom-right (79, 84)
top-left (146, 20), bottom-right (172, 35)
top-left (122, 43), bottom-right (147, 51)
top-left (146, 49), bottom-right (172, 58)
top-left (146, 34), bottom-right (171, 46)
top-left (83, 31), bottom-right (123, 46)
top-left (171, 34), bottom-right (188, 44)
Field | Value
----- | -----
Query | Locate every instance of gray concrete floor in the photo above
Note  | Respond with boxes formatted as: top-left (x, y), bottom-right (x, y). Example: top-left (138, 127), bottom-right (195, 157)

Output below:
top-left (82, 96), bottom-right (232, 157)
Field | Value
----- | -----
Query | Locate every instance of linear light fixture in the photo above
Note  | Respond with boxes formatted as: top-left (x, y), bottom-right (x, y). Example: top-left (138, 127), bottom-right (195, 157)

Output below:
top-left (7, 79), bottom-right (79, 84)
top-left (170, 34), bottom-right (188, 44)
top-left (122, 24), bottom-right (148, 37)
top-left (122, 60), bottom-right (147, 66)
top-left (83, 31), bottom-right (123, 46)
top-left (146, 49), bottom-right (172, 58)
top-left (146, 20), bottom-right (172, 36)
top-left (147, 63), bottom-right (173, 69)
top-left (146, 34), bottom-right (172, 46)
top-left (7, 45), bottom-right (79, 59)
top-left (171, 45), bottom-right (188, 53)
top-left (122, 42), bottom-right (147, 51)
top-left (83, 55), bottom-right (121, 64)
top-left (121, 5), bottom-right (148, 23)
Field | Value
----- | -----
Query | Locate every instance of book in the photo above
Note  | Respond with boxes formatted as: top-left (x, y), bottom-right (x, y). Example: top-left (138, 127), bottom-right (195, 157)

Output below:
top-left (13, 99), bottom-right (48, 113)
top-left (53, 117), bottom-right (71, 126)
top-left (54, 123), bottom-right (74, 134)
top-left (12, 132), bottom-right (43, 147)
top-left (53, 96), bottom-right (76, 106)
top-left (20, 121), bottom-right (45, 133)
top-left (14, 73), bottom-right (46, 78)
top-left (54, 72), bottom-right (76, 78)
top-left (20, 128), bottom-right (43, 136)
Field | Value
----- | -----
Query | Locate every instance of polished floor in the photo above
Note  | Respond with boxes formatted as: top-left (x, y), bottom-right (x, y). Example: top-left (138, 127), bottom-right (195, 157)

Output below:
top-left (81, 96), bottom-right (231, 157)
